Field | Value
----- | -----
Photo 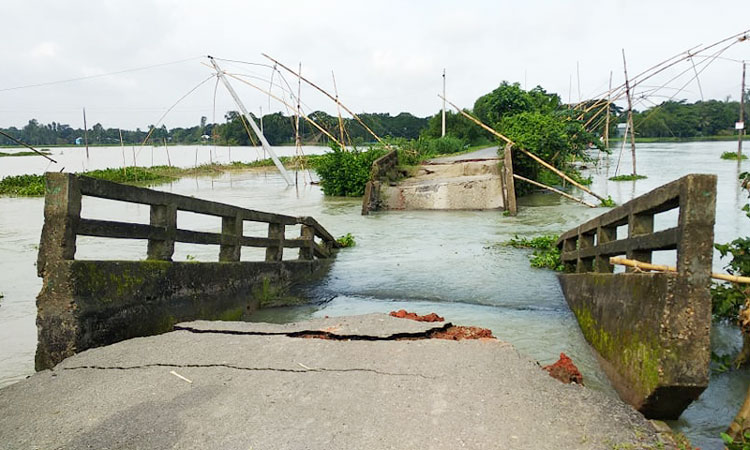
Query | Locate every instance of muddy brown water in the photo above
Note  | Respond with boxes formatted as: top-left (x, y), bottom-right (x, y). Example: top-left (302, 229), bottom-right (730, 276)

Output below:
top-left (0, 142), bottom-right (748, 449)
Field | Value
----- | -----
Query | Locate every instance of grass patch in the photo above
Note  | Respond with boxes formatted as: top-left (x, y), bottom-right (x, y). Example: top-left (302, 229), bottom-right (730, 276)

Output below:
top-left (504, 234), bottom-right (563, 271)
top-left (0, 150), bottom-right (51, 157)
top-left (0, 154), bottom-right (326, 197)
top-left (721, 151), bottom-right (748, 160)
top-left (609, 174), bottom-right (648, 181)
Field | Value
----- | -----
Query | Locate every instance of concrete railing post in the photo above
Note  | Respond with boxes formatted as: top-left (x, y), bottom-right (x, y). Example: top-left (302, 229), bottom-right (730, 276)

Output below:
top-left (147, 204), bottom-right (177, 261)
top-left (298, 224), bottom-right (315, 260)
top-left (626, 211), bottom-right (655, 271)
top-left (595, 225), bottom-right (616, 272)
top-left (676, 175), bottom-right (717, 281)
top-left (266, 223), bottom-right (284, 261)
top-left (577, 232), bottom-right (595, 273)
top-left (37, 173), bottom-right (82, 277)
top-left (219, 213), bottom-right (243, 262)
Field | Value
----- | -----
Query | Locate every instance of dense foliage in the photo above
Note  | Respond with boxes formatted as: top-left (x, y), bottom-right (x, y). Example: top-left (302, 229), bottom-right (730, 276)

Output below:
top-left (633, 99), bottom-right (748, 139)
top-left (315, 144), bottom-right (387, 197)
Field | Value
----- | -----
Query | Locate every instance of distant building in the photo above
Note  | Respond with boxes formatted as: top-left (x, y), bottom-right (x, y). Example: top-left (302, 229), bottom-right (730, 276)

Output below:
top-left (75, 137), bottom-right (83, 145)
top-left (615, 123), bottom-right (628, 137)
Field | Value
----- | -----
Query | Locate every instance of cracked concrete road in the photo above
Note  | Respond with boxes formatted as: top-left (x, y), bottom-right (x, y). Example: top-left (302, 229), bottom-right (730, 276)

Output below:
top-left (0, 314), bottom-right (664, 450)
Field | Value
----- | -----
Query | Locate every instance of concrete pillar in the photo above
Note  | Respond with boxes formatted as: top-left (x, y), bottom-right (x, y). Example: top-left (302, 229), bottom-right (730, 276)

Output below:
top-left (147, 204), bottom-right (177, 261)
top-left (298, 225), bottom-right (315, 260)
top-left (266, 223), bottom-right (284, 261)
top-left (220, 213), bottom-right (243, 262)
top-left (676, 175), bottom-right (716, 281)
top-left (595, 225), bottom-right (616, 273)
top-left (37, 173), bottom-right (82, 277)
top-left (627, 211), bottom-right (654, 270)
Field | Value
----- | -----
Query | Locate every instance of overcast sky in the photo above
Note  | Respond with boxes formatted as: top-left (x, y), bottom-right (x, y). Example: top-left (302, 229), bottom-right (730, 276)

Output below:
top-left (1, 0), bottom-right (749, 130)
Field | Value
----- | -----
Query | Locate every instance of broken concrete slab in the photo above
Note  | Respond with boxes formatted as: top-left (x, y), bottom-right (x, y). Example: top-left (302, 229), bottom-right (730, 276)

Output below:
top-left (175, 313), bottom-right (449, 339)
top-left (0, 314), bottom-right (667, 450)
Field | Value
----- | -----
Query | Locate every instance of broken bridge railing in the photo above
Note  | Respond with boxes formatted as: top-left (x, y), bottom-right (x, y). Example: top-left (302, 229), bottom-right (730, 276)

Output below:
top-left (555, 174), bottom-right (717, 420)
top-left (557, 174), bottom-right (715, 277)
top-left (36, 172), bottom-right (340, 371)
top-left (39, 172), bottom-right (339, 271)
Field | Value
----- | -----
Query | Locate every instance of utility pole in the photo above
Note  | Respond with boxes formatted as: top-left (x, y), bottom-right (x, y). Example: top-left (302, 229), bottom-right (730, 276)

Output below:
top-left (441, 69), bottom-right (446, 138)
top-left (208, 56), bottom-right (293, 186)
top-left (739, 61), bottom-right (746, 159)
top-left (622, 49), bottom-right (637, 176)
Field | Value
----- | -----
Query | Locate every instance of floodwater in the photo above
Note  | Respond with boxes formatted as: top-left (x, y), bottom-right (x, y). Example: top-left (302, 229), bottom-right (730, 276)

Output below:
top-left (0, 141), bottom-right (748, 449)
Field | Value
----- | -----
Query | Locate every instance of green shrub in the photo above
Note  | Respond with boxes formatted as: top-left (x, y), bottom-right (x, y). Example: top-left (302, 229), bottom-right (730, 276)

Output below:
top-left (505, 234), bottom-right (564, 271)
top-left (427, 136), bottom-right (465, 155)
top-left (336, 233), bottom-right (356, 248)
top-left (315, 144), bottom-right (386, 196)
top-left (721, 151), bottom-right (748, 160)
top-left (0, 174), bottom-right (45, 196)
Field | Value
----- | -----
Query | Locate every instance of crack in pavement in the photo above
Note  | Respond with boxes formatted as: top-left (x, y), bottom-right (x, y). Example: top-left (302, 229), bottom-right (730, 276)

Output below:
top-left (173, 323), bottom-right (453, 342)
top-left (59, 363), bottom-right (437, 379)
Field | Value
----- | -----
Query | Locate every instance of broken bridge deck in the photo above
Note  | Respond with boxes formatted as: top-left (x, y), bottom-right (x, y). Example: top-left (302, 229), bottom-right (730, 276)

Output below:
top-left (0, 314), bottom-right (670, 450)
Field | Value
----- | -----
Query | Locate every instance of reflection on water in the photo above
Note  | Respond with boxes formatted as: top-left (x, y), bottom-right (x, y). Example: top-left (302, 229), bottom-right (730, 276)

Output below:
top-left (1, 141), bottom-right (749, 448)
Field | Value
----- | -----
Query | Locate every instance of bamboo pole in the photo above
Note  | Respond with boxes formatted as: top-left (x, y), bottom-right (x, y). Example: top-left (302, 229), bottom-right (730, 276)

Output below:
top-left (332, 70), bottom-right (346, 145)
top-left (739, 61), bottom-right (746, 159)
top-left (225, 72), bottom-right (344, 149)
top-left (262, 53), bottom-right (387, 146)
top-left (440, 94), bottom-right (607, 203)
top-left (0, 130), bottom-right (57, 163)
top-left (622, 49), bottom-right (638, 176)
top-left (604, 71), bottom-right (612, 149)
top-left (119, 129), bottom-right (126, 173)
top-left (82, 108), bottom-right (90, 159)
top-left (163, 138), bottom-right (172, 167)
top-left (504, 142), bottom-right (517, 215)
top-left (513, 174), bottom-right (597, 208)
top-left (609, 257), bottom-right (750, 284)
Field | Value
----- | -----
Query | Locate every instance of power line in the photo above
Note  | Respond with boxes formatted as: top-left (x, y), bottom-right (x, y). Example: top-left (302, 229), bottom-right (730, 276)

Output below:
top-left (0, 56), bottom-right (203, 93)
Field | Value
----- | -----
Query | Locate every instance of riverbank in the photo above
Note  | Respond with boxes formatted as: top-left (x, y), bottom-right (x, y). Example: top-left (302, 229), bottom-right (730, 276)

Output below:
top-left (0, 314), bottom-right (668, 450)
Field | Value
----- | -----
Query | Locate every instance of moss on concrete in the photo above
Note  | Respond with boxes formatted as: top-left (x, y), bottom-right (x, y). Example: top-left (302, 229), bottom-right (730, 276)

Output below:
top-left (573, 305), bottom-right (662, 397)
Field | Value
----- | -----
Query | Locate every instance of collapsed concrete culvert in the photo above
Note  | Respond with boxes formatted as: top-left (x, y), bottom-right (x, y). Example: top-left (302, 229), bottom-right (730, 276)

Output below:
top-left (362, 147), bottom-right (512, 213)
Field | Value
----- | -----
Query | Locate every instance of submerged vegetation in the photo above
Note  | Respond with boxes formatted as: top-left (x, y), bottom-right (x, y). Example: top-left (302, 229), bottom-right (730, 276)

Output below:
top-left (721, 151), bottom-right (748, 160)
top-left (609, 174), bottom-right (648, 181)
top-left (504, 234), bottom-right (563, 271)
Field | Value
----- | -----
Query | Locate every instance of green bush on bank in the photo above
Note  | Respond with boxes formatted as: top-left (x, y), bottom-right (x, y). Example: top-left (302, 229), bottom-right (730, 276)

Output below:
top-left (315, 144), bottom-right (387, 197)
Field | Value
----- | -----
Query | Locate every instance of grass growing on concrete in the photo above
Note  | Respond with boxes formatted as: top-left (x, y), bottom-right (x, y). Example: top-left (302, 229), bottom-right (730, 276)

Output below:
top-left (721, 151), bottom-right (748, 160)
top-left (504, 234), bottom-right (563, 271)
top-left (609, 174), bottom-right (648, 181)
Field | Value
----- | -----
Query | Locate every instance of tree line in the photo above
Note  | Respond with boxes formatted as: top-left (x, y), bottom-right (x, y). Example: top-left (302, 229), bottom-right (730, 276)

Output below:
top-left (1, 94), bottom-right (745, 148)
top-left (0, 111), bottom-right (428, 147)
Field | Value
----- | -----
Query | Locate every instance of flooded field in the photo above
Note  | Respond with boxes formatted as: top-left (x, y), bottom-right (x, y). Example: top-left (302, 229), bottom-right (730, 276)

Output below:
top-left (1, 141), bottom-right (748, 448)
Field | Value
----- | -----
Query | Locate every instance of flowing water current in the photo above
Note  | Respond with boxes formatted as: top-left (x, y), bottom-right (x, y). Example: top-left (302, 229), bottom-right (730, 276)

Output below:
top-left (1, 142), bottom-right (748, 449)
